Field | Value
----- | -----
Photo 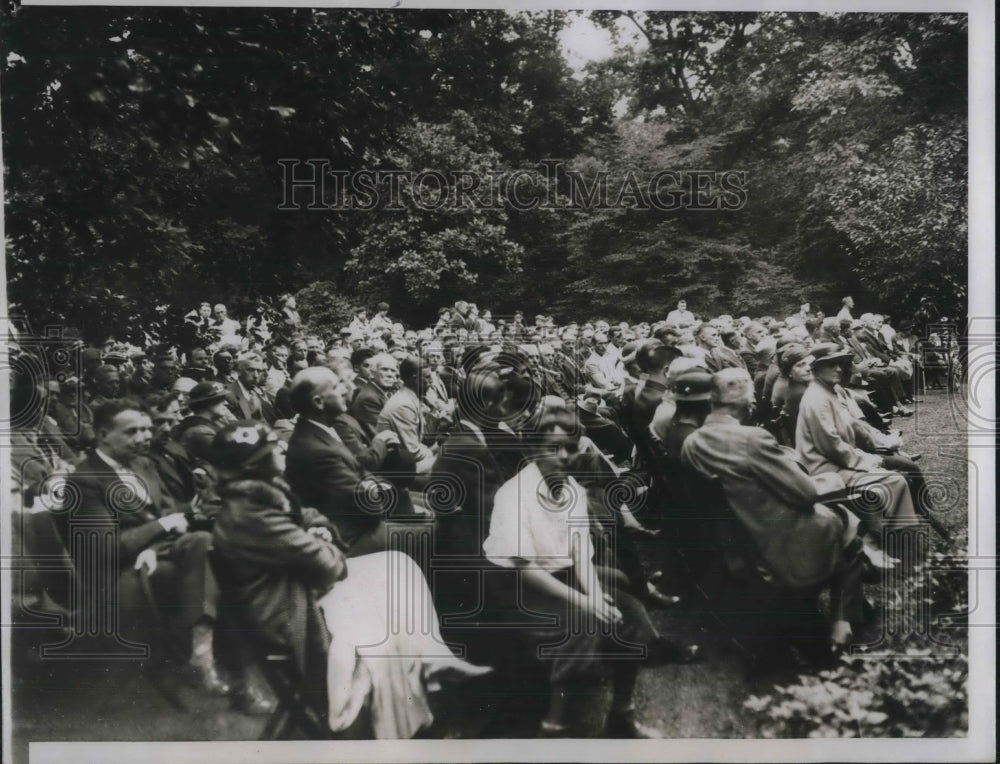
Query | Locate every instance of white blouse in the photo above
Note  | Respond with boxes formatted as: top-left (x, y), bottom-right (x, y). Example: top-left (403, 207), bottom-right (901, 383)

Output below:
top-left (483, 462), bottom-right (594, 571)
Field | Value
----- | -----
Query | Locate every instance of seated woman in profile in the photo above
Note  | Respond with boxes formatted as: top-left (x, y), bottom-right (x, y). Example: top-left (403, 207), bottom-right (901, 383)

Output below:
top-left (769, 344), bottom-right (815, 446)
top-left (209, 421), bottom-right (490, 739)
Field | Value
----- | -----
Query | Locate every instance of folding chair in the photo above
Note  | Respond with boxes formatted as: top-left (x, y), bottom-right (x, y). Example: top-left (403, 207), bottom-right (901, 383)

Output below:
top-left (208, 547), bottom-right (331, 740)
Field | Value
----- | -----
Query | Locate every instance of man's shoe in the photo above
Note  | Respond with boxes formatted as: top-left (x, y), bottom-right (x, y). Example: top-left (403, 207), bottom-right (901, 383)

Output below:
top-left (604, 709), bottom-right (664, 739)
top-left (230, 685), bottom-right (276, 716)
top-left (643, 583), bottom-right (681, 609)
top-left (182, 664), bottom-right (231, 696)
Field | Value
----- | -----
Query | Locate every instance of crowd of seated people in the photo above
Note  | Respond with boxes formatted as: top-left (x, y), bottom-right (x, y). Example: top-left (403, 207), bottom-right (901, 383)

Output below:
top-left (7, 293), bottom-right (953, 739)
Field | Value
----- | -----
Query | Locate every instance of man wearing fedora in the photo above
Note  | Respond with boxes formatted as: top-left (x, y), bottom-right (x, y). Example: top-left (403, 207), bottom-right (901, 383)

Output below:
top-left (176, 381), bottom-right (238, 463)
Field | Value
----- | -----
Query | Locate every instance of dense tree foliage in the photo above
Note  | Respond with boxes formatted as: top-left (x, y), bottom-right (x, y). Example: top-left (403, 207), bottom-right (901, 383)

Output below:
top-left (2, 9), bottom-right (967, 341)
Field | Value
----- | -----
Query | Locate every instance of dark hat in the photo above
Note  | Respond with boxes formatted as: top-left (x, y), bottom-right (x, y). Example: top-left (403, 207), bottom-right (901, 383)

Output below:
top-left (777, 343), bottom-right (811, 376)
top-left (672, 369), bottom-right (713, 401)
top-left (810, 343), bottom-right (854, 367)
top-left (187, 380), bottom-right (230, 409)
top-left (377, 302), bottom-right (390, 312)
top-left (210, 421), bottom-right (280, 471)
top-left (635, 338), bottom-right (681, 373)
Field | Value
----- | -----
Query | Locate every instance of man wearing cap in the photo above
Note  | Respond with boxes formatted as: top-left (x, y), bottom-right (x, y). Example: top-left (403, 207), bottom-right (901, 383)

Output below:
top-left (682, 368), bottom-right (869, 647)
top-left (176, 381), bottom-right (237, 463)
top-left (660, 368), bottom-right (712, 460)
top-left (575, 394), bottom-right (632, 463)
top-left (795, 344), bottom-right (919, 536)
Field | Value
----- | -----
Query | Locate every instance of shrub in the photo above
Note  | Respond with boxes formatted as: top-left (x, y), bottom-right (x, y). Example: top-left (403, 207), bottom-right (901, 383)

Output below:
top-left (744, 651), bottom-right (968, 738)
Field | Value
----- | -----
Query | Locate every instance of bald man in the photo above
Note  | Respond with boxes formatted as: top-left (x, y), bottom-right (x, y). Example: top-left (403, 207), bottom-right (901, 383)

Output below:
top-left (284, 367), bottom-right (394, 556)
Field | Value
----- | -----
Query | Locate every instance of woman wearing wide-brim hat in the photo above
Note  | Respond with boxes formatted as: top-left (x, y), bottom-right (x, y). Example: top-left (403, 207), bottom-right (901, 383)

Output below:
top-left (795, 344), bottom-right (921, 546)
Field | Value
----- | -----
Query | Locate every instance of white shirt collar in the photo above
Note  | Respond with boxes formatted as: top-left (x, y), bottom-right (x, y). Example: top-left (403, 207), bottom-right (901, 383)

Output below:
top-left (95, 448), bottom-right (130, 474)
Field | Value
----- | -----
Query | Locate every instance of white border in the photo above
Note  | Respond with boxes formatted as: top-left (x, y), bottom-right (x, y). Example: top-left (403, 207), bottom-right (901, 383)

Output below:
top-left (2, 0), bottom-right (994, 762)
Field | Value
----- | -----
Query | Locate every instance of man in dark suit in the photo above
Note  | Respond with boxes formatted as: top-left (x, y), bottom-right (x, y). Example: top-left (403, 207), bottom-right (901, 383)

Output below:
top-left (619, 340), bottom-right (681, 442)
top-left (324, 357), bottom-right (404, 472)
top-left (143, 391), bottom-right (198, 503)
top-left (285, 367), bottom-right (397, 556)
top-left (348, 352), bottom-right (396, 441)
top-left (60, 400), bottom-right (228, 694)
top-left (698, 324), bottom-right (747, 373)
top-left (228, 352), bottom-right (275, 423)
top-left (427, 364), bottom-right (526, 663)
top-left (845, 323), bottom-right (912, 416)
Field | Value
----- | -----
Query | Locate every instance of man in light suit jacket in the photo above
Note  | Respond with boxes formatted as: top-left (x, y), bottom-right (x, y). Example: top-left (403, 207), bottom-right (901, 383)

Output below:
top-left (682, 368), bottom-right (869, 646)
top-left (376, 357), bottom-right (436, 474)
